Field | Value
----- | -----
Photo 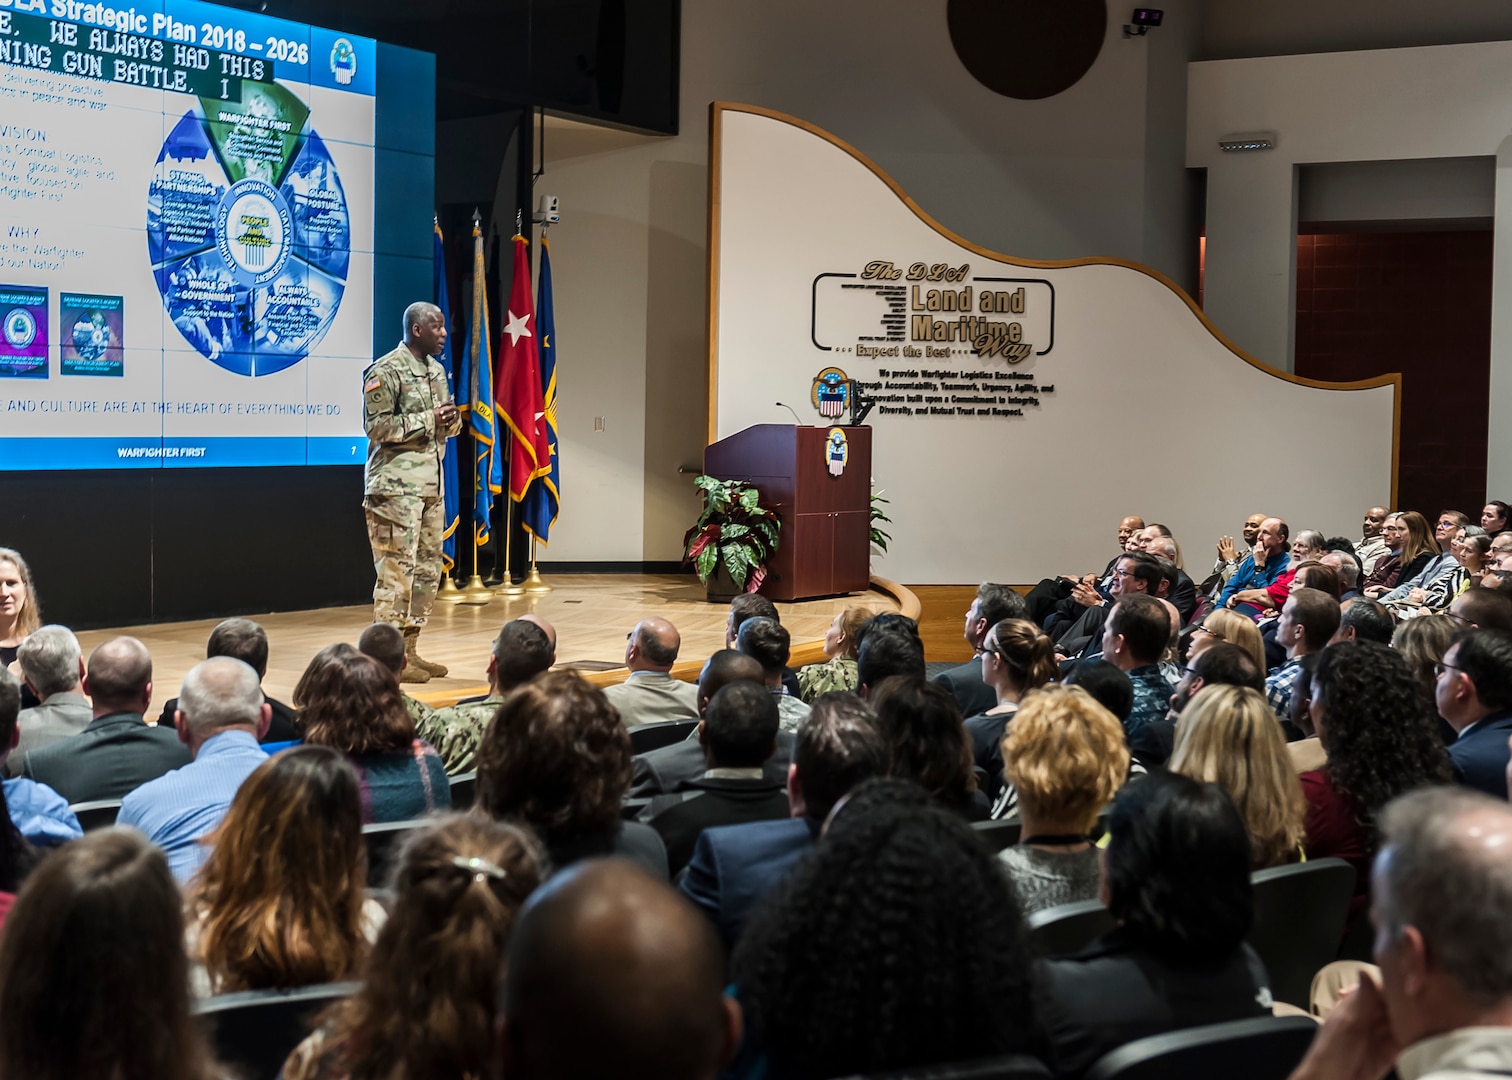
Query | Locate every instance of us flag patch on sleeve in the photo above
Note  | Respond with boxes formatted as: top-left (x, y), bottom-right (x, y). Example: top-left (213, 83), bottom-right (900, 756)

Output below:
top-left (365, 377), bottom-right (382, 393)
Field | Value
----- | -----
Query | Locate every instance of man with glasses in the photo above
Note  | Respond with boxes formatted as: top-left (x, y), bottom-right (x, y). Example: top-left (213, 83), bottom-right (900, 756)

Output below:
top-left (1377, 511), bottom-right (1471, 606)
top-left (1436, 630), bottom-right (1512, 798)
top-left (1447, 587), bottom-right (1512, 633)
top-left (1054, 553), bottom-right (1163, 664)
top-left (1355, 505), bottom-right (1391, 574)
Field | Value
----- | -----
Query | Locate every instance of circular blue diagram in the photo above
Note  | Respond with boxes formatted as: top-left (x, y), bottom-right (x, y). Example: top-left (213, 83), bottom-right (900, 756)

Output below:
top-left (148, 81), bottom-right (350, 377)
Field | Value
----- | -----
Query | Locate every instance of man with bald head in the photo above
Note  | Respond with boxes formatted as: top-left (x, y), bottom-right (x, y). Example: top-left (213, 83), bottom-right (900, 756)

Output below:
top-left (118, 657), bottom-right (270, 881)
top-left (363, 300), bottom-right (464, 683)
top-left (605, 617), bottom-right (699, 728)
top-left (1355, 504), bottom-right (1391, 575)
top-left (22, 636), bottom-right (191, 804)
top-left (1288, 788), bottom-right (1512, 1080)
top-left (1218, 516), bottom-right (1292, 614)
top-left (497, 860), bottom-right (740, 1080)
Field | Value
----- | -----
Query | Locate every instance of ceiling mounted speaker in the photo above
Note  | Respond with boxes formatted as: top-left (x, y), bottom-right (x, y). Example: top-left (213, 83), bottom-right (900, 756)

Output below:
top-left (947, 0), bottom-right (1107, 101)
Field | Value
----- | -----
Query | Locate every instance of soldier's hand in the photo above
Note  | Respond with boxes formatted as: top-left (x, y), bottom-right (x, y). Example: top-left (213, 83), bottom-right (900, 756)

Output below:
top-left (435, 403), bottom-right (459, 427)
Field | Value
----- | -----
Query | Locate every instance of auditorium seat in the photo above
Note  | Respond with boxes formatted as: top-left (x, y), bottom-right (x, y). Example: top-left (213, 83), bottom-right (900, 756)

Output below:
top-left (69, 799), bottom-right (123, 832)
top-left (363, 819), bottom-right (427, 887)
top-left (621, 796), bottom-right (653, 821)
top-left (839, 1052), bottom-right (1053, 1078)
top-left (1083, 1015), bottom-right (1318, 1080)
top-left (193, 981), bottom-right (360, 1080)
top-left (1247, 858), bottom-right (1356, 1007)
top-left (449, 770), bottom-right (477, 810)
top-left (628, 719), bottom-right (699, 754)
top-left (1025, 899), bottom-right (1115, 958)
top-left (969, 818), bottom-right (1022, 853)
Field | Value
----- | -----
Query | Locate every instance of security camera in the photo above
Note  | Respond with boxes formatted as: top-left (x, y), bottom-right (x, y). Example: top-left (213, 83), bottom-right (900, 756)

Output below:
top-left (533, 195), bottom-right (561, 225)
top-left (1123, 7), bottom-right (1163, 36)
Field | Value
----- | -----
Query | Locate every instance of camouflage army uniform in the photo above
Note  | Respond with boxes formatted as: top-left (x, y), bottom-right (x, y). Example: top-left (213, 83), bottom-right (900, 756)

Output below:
top-left (404, 692), bottom-right (437, 730)
top-left (796, 657), bottom-right (859, 702)
top-left (362, 343), bottom-right (463, 629)
top-left (416, 695), bottom-right (505, 776)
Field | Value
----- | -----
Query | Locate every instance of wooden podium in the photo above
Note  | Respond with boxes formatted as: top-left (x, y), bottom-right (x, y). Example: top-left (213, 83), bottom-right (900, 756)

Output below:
top-left (704, 424), bottom-right (872, 601)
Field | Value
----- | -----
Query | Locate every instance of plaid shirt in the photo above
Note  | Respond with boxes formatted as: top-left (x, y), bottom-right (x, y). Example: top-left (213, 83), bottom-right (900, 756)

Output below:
top-left (1265, 657), bottom-right (1302, 721)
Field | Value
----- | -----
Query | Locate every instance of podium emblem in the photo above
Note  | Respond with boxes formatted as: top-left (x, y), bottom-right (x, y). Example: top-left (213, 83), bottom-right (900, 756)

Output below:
top-left (811, 367), bottom-right (850, 418)
top-left (826, 427), bottom-right (849, 477)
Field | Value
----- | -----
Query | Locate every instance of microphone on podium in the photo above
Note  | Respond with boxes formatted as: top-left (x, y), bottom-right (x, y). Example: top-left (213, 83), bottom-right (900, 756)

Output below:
top-left (774, 401), bottom-right (804, 425)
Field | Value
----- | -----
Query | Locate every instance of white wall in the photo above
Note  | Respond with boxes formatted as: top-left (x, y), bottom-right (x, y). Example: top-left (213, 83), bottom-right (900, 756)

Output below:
top-left (1299, 158), bottom-right (1494, 225)
top-left (1189, 39), bottom-right (1512, 494)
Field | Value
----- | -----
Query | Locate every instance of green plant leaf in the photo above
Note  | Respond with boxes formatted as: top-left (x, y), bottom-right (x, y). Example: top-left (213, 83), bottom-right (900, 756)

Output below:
top-left (723, 543), bottom-right (752, 589)
top-left (695, 544), bottom-right (718, 584)
top-left (720, 523), bottom-right (751, 540)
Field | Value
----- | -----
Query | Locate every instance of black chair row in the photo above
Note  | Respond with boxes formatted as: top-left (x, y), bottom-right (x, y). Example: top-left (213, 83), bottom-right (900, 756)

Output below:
top-left (628, 718), bottom-right (699, 754)
top-left (193, 981), bottom-right (359, 1080)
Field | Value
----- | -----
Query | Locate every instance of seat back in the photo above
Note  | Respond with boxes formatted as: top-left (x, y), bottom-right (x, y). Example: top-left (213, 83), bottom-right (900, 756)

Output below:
top-left (839, 1053), bottom-right (1053, 1079)
top-left (1083, 1015), bottom-right (1318, 1080)
top-left (1248, 858), bottom-right (1356, 1007)
top-left (363, 819), bottom-right (428, 886)
top-left (193, 981), bottom-right (361, 1080)
top-left (621, 796), bottom-right (653, 821)
top-left (629, 719), bottom-right (700, 754)
top-left (69, 799), bottom-right (123, 831)
top-left (969, 818), bottom-right (1022, 853)
top-left (1026, 899), bottom-right (1114, 958)
top-left (449, 770), bottom-right (477, 810)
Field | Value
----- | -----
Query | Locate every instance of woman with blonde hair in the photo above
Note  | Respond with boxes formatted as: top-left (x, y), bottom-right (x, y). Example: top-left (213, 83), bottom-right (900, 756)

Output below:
top-left (283, 814), bottom-right (545, 1080)
top-left (997, 685), bottom-right (1129, 913)
top-left (1186, 608), bottom-right (1266, 672)
top-left (798, 606), bottom-right (869, 701)
top-left (1392, 614), bottom-right (1457, 697)
top-left (965, 618), bottom-right (1058, 803)
top-left (186, 745), bottom-right (379, 996)
top-left (0, 549), bottom-right (42, 709)
top-left (1169, 685), bottom-right (1306, 868)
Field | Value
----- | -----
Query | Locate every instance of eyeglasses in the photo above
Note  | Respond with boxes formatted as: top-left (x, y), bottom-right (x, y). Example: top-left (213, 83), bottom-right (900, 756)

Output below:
top-left (1444, 611), bottom-right (1473, 629)
top-left (1434, 660), bottom-right (1462, 678)
top-left (1191, 625), bottom-right (1220, 639)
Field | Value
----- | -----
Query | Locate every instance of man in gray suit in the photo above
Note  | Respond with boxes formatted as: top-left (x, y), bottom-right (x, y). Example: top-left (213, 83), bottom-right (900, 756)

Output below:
top-left (604, 618), bottom-right (699, 728)
top-left (22, 636), bottom-right (191, 804)
top-left (8, 625), bottom-right (92, 776)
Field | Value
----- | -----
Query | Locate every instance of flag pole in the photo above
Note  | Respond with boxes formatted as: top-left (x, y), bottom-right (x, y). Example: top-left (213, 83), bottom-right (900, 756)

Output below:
top-left (435, 214), bottom-right (464, 604)
top-left (498, 497), bottom-right (526, 595)
top-left (522, 537), bottom-right (552, 593)
top-left (459, 207), bottom-right (497, 605)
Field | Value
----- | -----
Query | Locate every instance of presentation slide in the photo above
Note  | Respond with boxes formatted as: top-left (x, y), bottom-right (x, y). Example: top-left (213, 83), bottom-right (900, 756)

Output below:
top-left (0, 0), bottom-right (389, 469)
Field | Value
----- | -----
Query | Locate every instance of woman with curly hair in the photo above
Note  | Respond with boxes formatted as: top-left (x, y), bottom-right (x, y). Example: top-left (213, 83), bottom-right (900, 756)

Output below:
top-left (1186, 607), bottom-right (1266, 672)
top-left (730, 778), bottom-right (1042, 1078)
top-left (797, 606), bottom-right (868, 701)
top-left (476, 670), bottom-right (667, 879)
top-left (298, 649), bottom-right (450, 822)
top-left (282, 814), bottom-right (545, 1080)
top-left (964, 618), bottom-right (1058, 802)
top-left (186, 745), bottom-right (381, 996)
top-left (1302, 641), bottom-right (1452, 924)
top-left (867, 676), bottom-right (986, 819)
top-left (1169, 685), bottom-right (1306, 868)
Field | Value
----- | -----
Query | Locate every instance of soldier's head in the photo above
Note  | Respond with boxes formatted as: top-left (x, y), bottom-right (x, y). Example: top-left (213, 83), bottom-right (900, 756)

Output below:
top-left (358, 622), bottom-right (407, 677)
top-left (403, 301), bottom-right (446, 356)
top-left (490, 620), bottom-right (555, 694)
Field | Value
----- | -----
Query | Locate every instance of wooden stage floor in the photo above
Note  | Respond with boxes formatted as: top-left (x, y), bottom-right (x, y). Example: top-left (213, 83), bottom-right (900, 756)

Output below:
top-left (74, 575), bottom-right (902, 711)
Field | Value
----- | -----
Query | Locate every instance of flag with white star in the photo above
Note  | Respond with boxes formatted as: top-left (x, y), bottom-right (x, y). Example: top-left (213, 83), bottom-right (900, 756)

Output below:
top-left (496, 233), bottom-right (551, 502)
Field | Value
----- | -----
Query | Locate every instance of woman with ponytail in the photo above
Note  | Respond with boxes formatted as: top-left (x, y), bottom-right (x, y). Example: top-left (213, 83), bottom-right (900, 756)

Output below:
top-left (964, 618), bottom-right (1059, 803)
top-left (282, 813), bottom-right (545, 1080)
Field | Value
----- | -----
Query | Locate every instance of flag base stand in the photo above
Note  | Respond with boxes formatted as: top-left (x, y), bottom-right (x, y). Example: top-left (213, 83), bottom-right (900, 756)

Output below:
top-left (459, 576), bottom-right (495, 605)
top-left (496, 578), bottom-right (527, 596)
top-left (435, 576), bottom-right (464, 604)
top-left (522, 565), bottom-right (553, 593)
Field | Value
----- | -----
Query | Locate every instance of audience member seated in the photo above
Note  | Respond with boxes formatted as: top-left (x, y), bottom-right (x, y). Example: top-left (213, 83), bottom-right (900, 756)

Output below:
top-left (1303, 641), bottom-right (1451, 927)
top-left (999, 686), bottom-right (1128, 913)
top-left (681, 693), bottom-right (887, 949)
top-left (1437, 629), bottom-right (1512, 798)
top-left (1064, 658), bottom-right (1134, 731)
top-left (418, 619), bottom-right (555, 775)
top-left (1169, 685), bottom-right (1306, 868)
top-left (604, 617), bottom-right (700, 727)
top-left (856, 621), bottom-right (926, 697)
top-left (299, 648), bottom-right (450, 821)
top-left (1483, 499), bottom-right (1511, 536)
top-left (1266, 587), bottom-right (1341, 721)
top-left (1491, 529), bottom-right (1512, 570)
top-left (1448, 583), bottom-right (1512, 631)
top-left (731, 779), bottom-right (1043, 1078)
top-left (155, 618), bottom-right (299, 743)
top-left (186, 745), bottom-right (379, 996)
top-left (1333, 595), bottom-right (1395, 645)
top-left (1187, 606), bottom-right (1268, 671)
top-left (1376, 511), bottom-right (1469, 606)
top-left (0, 668), bottom-right (79, 847)
top-left (1099, 594), bottom-right (1174, 765)
top-left (1156, 642), bottom-right (1266, 770)
top-left (496, 859), bottom-right (740, 1080)
top-left (869, 676), bottom-right (986, 820)
top-left (1251, 530), bottom-right (1329, 619)
top-left (9, 624), bottom-right (91, 773)
top-left (1393, 614), bottom-right (1458, 699)
top-left (797, 606), bottom-right (867, 702)
top-left (283, 814), bottom-right (545, 1080)
top-left (965, 618), bottom-right (1058, 799)
top-left (0, 548), bottom-right (41, 710)
top-left (0, 828), bottom-right (223, 1080)
top-left (1319, 547), bottom-right (1363, 600)
top-left (1285, 653), bottom-right (1326, 770)
top-left (1363, 511), bottom-right (1438, 596)
top-left (1388, 526), bottom-right (1490, 616)
top-left (477, 670), bottom-right (667, 878)
top-left (22, 635), bottom-right (191, 803)
top-left (1025, 514), bottom-right (1143, 630)
top-left (1056, 553), bottom-right (1162, 662)
top-left (1355, 505), bottom-right (1390, 573)
top-left (1218, 516), bottom-right (1291, 617)
top-left (725, 594), bottom-right (801, 698)
top-left (118, 657), bottom-right (270, 882)
top-left (1288, 788), bottom-right (1512, 1080)
top-left (737, 618), bottom-right (810, 732)
top-left (1039, 772), bottom-right (1274, 1077)
top-left (1211, 513), bottom-right (1269, 593)
top-left (1290, 558), bottom-right (1342, 601)
top-left (643, 681), bottom-right (791, 876)
top-left (629, 651), bottom-right (792, 797)
top-left (357, 621), bottom-right (439, 730)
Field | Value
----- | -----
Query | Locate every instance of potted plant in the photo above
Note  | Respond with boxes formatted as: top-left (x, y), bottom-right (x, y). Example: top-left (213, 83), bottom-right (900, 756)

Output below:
top-left (683, 474), bottom-right (780, 600)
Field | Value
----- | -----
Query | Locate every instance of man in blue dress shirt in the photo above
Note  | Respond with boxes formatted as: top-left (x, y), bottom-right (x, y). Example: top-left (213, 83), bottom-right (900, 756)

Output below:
top-left (118, 656), bottom-right (270, 882)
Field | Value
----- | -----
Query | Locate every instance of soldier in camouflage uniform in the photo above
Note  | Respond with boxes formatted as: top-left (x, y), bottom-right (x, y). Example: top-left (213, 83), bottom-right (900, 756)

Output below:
top-left (363, 302), bottom-right (463, 683)
top-left (419, 618), bottom-right (555, 774)
top-left (356, 622), bottom-right (440, 728)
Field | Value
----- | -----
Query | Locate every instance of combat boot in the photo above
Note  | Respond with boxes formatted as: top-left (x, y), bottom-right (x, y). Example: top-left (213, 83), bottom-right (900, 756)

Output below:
top-left (403, 626), bottom-right (449, 678)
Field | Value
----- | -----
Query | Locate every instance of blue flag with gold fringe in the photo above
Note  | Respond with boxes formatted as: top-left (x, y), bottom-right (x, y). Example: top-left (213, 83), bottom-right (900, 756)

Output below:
top-left (521, 235), bottom-right (560, 543)
top-left (434, 223), bottom-right (461, 572)
top-left (463, 221), bottom-right (501, 546)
